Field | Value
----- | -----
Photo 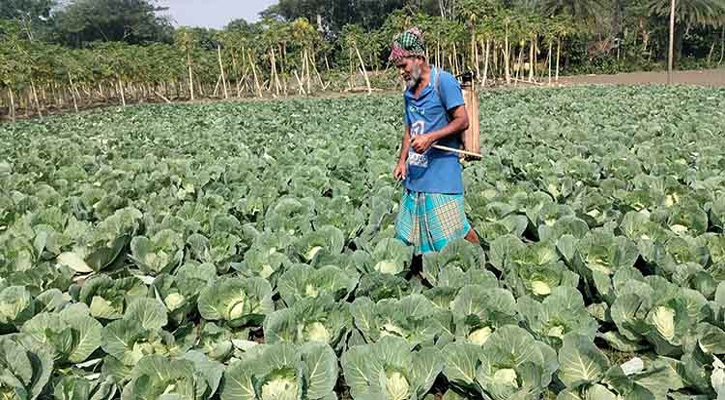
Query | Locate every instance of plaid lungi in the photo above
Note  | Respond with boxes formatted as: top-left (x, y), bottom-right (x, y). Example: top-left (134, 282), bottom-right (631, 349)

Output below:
top-left (395, 189), bottom-right (472, 255)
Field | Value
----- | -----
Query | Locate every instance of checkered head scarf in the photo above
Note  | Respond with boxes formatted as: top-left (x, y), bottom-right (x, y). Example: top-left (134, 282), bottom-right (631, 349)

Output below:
top-left (389, 27), bottom-right (425, 63)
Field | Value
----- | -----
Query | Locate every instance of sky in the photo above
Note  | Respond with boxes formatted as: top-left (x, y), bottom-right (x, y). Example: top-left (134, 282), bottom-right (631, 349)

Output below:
top-left (158, 0), bottom-right (278, 29)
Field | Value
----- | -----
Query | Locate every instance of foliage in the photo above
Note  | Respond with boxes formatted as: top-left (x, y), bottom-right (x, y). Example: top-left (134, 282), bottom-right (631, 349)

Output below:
top-left (0, 86), bottom-right (724, 399)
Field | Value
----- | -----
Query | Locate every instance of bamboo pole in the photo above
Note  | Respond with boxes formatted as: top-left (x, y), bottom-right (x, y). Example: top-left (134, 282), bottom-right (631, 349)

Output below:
top-left (504, 26), bottom-right (511, 84)
top-left (719, 25), bottom-right (724, 65)
top-left (217, 44), bottom-right (229, 99)
top-left (30, 79), bottom-right (43, 119)
top-left (293, 70), bottom-right (306, 95)
top-left (667, 0), bottom-right (676, 85)
top-left (187, 52), bottom-right (195, 101)
top-left (483, 39), bottom-right (490, 87)
top-left (118, 78), bottom-right (126, 107)
top-left (8, 87), bottom-right (16, 122)
top-left (556, 38), bottom-right (561, 82)
top-left (548, 40), bottom-right (553, 85)
top-left (249, 50), bottom-right (262, 98)
top-left (529, 35), bottom-right (536, 82)
top-left (68, 73), bottom-right (79, 113)
top-left (355, 45), bottom-right (371, 95)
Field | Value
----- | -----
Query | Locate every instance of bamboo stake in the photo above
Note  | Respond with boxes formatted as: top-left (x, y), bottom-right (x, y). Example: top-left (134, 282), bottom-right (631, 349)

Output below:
top-left (355, 45), bottom-right (371, 95)
top-left (667, 0), bottom-right (676, 85)
top-left (306, 50), bottom-right (312, 94)
top-left (118, 78), bottom-right (126, 107)
top-left (187, 52), bottom-right (195, 101)
top-left (68, 73), bottom-right (79, 113)
top-left (528, 35), bottom-right (535, 82)
top-left (547, 40), bottom-right (553, 85)
top-left (217, 44), bottom-right (229, 99)
top-left (556, 38), bottom-right (561, 82)
top-left (293, 70), bottom-right (306, 95)
top-left (483, 39), bottom-right (490, 87)
top-left (249, 50), bottom-right (262, 98)
top-left (8, 87), bottom-right (16, 122)
top-left (213, 75), bottom-right (222, 97)
top-left (504, 26), bottom-right (511, 84)
top-left (154, 90), bottom-right (172, 104)
top-left (719, 25), bottom-right (724, 65)
top-left (30, 79), bottom-right (42, 119)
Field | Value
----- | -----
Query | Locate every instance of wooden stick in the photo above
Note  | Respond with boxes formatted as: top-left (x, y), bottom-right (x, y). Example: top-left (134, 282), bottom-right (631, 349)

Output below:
top-left (432, 144), bottom-right (482, 158)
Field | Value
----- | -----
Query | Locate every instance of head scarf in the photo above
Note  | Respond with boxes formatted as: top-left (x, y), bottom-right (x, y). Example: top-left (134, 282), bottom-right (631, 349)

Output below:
top-left (389, 27), bottom-right (425, 63)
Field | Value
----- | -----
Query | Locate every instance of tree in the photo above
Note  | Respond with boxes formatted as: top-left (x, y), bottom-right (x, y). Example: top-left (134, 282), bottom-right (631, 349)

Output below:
top-left (54, 0), bottom-right (173, 47)
top-left (0, 0), bottom-right (56, 41)
top-left (646, 0), bottom-right (725, 65)
top-left (534, 0), bottom-right (610, 24)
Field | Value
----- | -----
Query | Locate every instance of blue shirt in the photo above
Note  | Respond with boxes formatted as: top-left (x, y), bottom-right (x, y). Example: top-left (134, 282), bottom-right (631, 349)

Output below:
top-left (404, 66), bottom-right (465, 194)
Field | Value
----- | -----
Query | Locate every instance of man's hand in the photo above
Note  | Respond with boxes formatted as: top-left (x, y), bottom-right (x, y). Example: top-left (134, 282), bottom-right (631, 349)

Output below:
top-left (393, 161), bottom-right (407, 181)
top-left (411, 134), bottom-right (434, 154)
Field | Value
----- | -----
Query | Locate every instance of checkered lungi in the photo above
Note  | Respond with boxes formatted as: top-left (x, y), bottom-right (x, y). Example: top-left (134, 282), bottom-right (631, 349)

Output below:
top-left (394, 189), bottom-right (472, 255)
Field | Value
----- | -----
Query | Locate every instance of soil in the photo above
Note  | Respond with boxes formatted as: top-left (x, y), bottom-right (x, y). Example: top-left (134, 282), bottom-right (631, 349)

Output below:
top-left (559, 67), bottom-right (725, 87)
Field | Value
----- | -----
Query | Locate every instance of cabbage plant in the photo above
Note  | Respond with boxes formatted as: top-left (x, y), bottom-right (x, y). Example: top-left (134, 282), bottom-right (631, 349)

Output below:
top-left (264, 295), bottom-right (352, 347)
top-left (21, 303), bottom-right (102, 363)
top-left (350, 294), bottom-right (440, 348)
top-left (220, 342), bottom-right (337, 400)
top-left (277, 264), bottom-right (359, 307)
top-left (442, 325), bottom-right (557, 400)
top-left (517, 286), bottom-right (598, 349)
top-left (129, 229), bottom-right (185, 276)
top-left (78, 275), bottom-right (148, 320)
top-left (197, 277), bottom-right (274, 327)
top-left (121, 352), bottom-right (224, 400)
top-left (421, 239), bottom-right (486, 287)
top-left (557, 334), bottom-right (682, 399)
top-left (0, 334), bottom-right (54, 400)
top-left (450, 285), bottom-right (519, 346)
top-left (342, 336), bottom-right (443, 400)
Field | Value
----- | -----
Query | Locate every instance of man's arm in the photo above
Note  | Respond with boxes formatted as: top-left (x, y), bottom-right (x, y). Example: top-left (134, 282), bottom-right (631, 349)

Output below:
top-left (410, 106), bottom-right (469, 153)
top-left (398, 125), bottom-right (411, 164)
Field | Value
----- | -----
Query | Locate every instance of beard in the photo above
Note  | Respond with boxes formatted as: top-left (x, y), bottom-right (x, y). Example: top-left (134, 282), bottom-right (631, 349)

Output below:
top-left (405, 64), bottom-right (422, 90)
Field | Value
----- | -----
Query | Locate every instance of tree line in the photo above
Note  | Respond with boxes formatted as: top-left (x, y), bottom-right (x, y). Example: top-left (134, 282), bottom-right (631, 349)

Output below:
top-left (1, 0), bottom-right (724, 120)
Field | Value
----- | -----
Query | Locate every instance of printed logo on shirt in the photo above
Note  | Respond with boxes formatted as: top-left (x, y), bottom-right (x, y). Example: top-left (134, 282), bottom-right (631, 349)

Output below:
top-left (409, 120), bottom-right (428, 168)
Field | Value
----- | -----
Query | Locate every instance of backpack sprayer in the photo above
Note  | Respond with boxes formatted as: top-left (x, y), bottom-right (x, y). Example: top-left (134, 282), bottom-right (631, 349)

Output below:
top-left (431, 70), bottom-right (482, 160)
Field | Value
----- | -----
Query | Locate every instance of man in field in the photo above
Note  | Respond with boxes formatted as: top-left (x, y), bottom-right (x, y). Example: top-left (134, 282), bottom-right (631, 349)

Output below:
top-left (390, 28), bottom-right (480, 255)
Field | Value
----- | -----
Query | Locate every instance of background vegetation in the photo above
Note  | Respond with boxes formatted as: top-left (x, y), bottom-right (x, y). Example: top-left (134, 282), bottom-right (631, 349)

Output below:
top-left (1, 0), bottom-right (724, 119)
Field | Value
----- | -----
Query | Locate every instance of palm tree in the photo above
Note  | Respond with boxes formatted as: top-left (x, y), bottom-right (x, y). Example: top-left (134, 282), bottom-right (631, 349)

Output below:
top-left (646, 0), bottom-right (725, 66)
top-left (533, 0), bottom-right (610, 23)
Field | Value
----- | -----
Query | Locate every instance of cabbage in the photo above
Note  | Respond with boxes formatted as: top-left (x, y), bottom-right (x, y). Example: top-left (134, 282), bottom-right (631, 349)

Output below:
top-left (375, 260), bottom-right (399, 275)
top-left (303, 322), bottom-right (331, 343)
top-left (386, 371), bottom-right (410, 400)
top-left (531, 280), bottom-right (552, 296)
top-left (261, 376), bottom-right (299, 400)
top-left (227, 297), bottom-right (247, 320)
top-left (164, 293), bottom-right (185, 311)
top-left (493, 368), bottom-right (519, 388)
top-left (468, 327), bottom-right (493, 345)
top-left (650, 306), bottom-right (676, 340)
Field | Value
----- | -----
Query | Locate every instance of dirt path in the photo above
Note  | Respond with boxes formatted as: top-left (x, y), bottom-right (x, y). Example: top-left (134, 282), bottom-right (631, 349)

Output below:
top-left (560, 68), bottom-right (725, 87)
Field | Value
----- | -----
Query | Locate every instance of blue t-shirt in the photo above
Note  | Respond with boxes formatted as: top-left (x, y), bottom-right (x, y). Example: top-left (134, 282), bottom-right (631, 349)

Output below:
top-left (404, 66), bottom-right (465, 194)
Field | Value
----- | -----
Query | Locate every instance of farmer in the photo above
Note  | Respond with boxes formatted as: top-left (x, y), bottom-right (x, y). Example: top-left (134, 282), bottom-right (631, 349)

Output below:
top-left (391, 27), bottom-right (480, 255)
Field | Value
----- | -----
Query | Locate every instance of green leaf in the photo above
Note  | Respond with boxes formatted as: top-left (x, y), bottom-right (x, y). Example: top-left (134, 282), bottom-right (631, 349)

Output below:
top-left (124, 298), bottom-right (167, 331)
top-left (301, 342), bottom-right (338, 399)
top-left (557, 334), bottom-right (610, 389)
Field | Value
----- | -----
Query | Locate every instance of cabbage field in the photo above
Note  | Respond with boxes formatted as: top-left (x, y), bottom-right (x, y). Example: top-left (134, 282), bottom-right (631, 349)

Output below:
top-left (1, 86), bottom-right (725, 400)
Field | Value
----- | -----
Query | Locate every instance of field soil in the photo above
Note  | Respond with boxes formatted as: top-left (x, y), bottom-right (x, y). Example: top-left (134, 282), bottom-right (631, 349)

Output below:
top-left (560, 67), bottom-right (725, 87)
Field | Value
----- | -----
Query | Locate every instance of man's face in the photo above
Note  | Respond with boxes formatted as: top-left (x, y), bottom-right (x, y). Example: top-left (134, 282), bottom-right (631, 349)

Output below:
top-left (395, 57), bottom-right (423, 90)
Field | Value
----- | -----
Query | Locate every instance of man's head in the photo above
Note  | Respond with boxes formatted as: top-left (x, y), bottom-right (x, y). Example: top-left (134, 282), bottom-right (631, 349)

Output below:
top-left (390, 28), bottom-right (427, 90)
